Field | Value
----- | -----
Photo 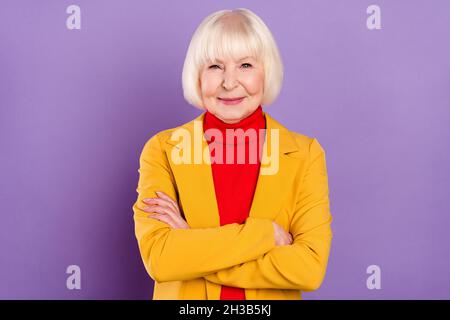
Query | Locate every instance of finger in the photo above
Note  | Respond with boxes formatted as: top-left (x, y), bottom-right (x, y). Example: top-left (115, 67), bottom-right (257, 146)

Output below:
top-left (145, 205), bottom-right (172, 216)
top-left (143, 197), bottom-right (180, 216)
top-left (283, 231), bottom-right (291, 245)
top-left (149, 214), bottom-right (175, 228)
top-left (143, 197), bottom-right (171, 207)
top-left (163, 210), bottom-right (186, 229)
top-left (140, 204), bottom-right (162, 213)
top-left (140, 204), bottom-right (154, 212)
top-left (155, 191), bottom-right (176, 205)
top-left (287, 231), bottom-right (293, 240)
top-left (156, 191), bottom-right (181, 215)
top-left (148, 213), bottom-right (177, 228)
top-left (149, 212), bottom-right (187, 230)
top-left (172, 215), bottom-right (190, 229)
top-left (145, 204), bottom-right (181, 224)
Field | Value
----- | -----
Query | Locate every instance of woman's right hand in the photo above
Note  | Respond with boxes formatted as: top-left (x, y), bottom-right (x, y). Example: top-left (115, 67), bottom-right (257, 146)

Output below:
top-left (272, 221), bottom-right (293, 246)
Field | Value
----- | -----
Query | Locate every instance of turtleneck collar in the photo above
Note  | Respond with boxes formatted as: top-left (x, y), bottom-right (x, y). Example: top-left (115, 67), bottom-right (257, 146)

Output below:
top-left (203, 105), bottom-right (266, 145)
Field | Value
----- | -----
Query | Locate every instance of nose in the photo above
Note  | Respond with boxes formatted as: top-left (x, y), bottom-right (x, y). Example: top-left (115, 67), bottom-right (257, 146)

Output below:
top-left (222, 69), bottom-right (238, 90)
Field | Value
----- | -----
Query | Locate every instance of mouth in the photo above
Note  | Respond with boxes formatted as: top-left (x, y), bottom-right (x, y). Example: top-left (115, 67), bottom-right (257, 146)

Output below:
top-left (217, 96), bottom-right (245, 105)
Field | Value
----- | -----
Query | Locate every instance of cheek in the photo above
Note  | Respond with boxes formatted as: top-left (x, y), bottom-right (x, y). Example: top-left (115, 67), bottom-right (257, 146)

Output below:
top-left (241, 72), bottom-right (265, 96)
top-left (200, 73), bottom-right (221, 97)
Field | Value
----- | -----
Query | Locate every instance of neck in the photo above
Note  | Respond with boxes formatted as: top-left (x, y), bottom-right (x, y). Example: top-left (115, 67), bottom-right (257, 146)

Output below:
top-left (204, 105), bottom-right (264, 128)
top-left (203, 105), bottom-right (266, 145)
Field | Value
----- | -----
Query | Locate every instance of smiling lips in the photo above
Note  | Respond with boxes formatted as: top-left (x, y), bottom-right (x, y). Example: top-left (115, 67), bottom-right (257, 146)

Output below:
top-left (218, 97), bottom-right (245, 105)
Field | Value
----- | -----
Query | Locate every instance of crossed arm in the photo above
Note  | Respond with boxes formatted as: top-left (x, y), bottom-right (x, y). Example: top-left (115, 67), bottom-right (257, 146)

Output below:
top-left (133, 134), bottom-right (276, 283)
top-left (133, 134), bottom-right (332, 291)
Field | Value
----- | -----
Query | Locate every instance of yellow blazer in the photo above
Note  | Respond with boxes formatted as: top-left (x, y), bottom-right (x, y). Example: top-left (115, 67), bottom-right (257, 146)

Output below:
top-left (132, 110), bottom-right (333, 300)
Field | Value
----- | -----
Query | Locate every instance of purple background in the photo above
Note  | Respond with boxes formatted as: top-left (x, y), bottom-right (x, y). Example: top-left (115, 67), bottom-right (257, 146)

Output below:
top-left (1, 0), bottom-right (449, 299)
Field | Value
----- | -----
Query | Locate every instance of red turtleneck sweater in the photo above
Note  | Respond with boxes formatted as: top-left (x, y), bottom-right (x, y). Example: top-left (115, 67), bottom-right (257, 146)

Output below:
top-left (203, 105), bottom-right (266, 300)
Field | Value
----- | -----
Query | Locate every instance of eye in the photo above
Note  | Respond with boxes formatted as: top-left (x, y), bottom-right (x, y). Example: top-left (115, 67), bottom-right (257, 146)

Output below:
top-left (208, 64), bottom-right (221, 70)
top-left (241, 63), bottom-right (252, 68)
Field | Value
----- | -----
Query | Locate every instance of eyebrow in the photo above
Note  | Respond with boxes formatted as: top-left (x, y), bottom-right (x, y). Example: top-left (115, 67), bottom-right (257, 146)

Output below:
top-left (214, 56), bottom-right (254, 63)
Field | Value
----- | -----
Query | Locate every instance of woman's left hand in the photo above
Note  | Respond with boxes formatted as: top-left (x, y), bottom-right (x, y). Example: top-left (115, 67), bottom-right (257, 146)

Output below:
top-left (141, 191), bottom-right (190, 229)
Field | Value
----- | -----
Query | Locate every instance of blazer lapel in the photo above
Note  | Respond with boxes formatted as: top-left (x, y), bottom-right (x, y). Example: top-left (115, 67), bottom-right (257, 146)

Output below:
top-left (165, 113), bottom-right (220, 228)
top-left (248, 113), bottom-right (301, 222)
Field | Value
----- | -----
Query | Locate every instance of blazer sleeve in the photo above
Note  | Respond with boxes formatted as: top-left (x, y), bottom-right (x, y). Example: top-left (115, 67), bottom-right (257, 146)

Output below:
top-left (203, 138), bottom-right (333, 291)
top-left (133, 134), bottom-right (276, 283)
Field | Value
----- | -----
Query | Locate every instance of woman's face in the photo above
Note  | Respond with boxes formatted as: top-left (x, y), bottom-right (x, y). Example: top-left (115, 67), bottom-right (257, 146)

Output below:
top-left (199, 55), bottom-right (265, 124)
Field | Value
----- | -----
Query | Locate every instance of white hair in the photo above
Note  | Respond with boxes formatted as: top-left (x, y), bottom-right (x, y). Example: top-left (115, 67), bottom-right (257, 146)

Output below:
top-left (182, 8), bottom-right (284, 109)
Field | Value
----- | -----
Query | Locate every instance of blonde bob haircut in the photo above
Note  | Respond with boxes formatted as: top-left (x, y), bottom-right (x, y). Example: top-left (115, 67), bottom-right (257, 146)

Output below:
top-left (182, 8), bottom-right (284, 109)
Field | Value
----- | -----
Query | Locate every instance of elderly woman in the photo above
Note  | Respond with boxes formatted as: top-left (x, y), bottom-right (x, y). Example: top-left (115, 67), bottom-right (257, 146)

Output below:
top-left (132, 8), bottom-right (333, 300)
